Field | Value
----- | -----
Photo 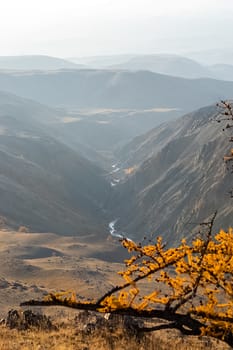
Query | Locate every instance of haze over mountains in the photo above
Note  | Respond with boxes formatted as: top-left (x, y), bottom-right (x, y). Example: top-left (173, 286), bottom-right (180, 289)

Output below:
top-left (0, 91), bottom-right (110, 236)
top-left (1, 53), bottom-right (233, 80)
top-left (1, 68), bottom-right (233, 112)
top-left (0, 55), bottom-right (84, 70)
top-left (70, 53), bottom-right (233, 81)
top-left (187, 49), bottom-right (233, 66)
top-left (2, 3), bottom-right (233, 345)
top-left (0, 53), bottom-right (232, 248)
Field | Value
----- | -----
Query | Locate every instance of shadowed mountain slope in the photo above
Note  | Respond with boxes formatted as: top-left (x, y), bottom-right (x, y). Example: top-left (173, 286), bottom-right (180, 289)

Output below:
top-left (111, 105), bottom-right (232, 245)
top-left (52, 108), bottom-right (181, 159)
top-left (0, 91), bottom-right (111, 237)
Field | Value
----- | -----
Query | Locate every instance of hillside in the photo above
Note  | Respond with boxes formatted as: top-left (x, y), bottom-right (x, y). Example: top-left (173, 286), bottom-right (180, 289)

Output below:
top-left (0, 55), bottom-right (84, 70)
top-left (111, 105), bottom-right (233, 245)
top-left (68, 54), bottom-right (135, 68)
top-left (1, 69), bottom-right (233, 111)
top-left (109, 54), bottom-right (211, 79)
top-left (52, 107), bottom-right (181, 159)
top-left (115, 118), bottom-right (181, 168)
top-left (0, 91), bottom-right (111, 236)
top-left (70, 54), bottom-right (233, 81)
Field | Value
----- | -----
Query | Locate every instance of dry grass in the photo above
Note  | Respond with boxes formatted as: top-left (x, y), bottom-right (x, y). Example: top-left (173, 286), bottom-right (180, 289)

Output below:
top-left (0, 320), bottom-right (232, 350)
top-left (0, 326), bottom-right (80, 350)
top-left (0, 324), bottom-right (147, 350)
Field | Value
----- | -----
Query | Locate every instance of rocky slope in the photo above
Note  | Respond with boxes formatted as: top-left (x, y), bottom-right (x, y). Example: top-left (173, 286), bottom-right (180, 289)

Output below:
top-left (112, 105), bottom-right (233, 245)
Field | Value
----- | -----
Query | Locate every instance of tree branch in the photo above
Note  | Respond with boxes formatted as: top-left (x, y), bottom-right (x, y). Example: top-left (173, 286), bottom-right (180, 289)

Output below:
top-left (20, 298), bottom-right (204, 335)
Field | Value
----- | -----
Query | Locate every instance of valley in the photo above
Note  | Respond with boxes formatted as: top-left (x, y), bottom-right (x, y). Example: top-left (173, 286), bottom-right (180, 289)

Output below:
top-left (111, 105), bottom-right (232, 244)
top-left (1, 1), bottom-right (233, 347)
top-left (0, 54), bottom-right (232, 327)
top-left (0, 64), bottom-right (231, 246)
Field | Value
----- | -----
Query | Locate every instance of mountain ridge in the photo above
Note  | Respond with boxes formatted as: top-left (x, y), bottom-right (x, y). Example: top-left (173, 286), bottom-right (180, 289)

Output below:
top-left (0, 69), bottom-right (233, 111)
top-left (0, 55), bottom-right (84, 70)
top-left (111, 105), bottom-right (232, 245)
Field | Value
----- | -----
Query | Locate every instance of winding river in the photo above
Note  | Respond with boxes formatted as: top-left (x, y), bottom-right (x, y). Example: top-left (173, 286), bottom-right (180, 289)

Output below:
top-left (108, 220), bottom-right (123, 239)
top-left (108, 164), bottom-right (131, 240)
top-left (108, 219), bottom-right (132, 241)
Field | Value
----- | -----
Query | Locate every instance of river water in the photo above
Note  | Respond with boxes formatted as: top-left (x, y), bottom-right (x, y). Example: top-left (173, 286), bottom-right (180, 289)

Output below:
top-left (108, 220), bottom-right (123, 239)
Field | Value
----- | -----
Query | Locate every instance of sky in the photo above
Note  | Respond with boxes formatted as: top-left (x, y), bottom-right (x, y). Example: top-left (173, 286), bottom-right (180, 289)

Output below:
top-left (0, 0), bottom-right (233, 57)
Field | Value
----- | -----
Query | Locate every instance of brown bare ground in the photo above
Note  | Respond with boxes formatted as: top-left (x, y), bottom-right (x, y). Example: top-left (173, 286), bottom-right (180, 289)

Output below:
top-left (0, 229), bottom-right (124, 317)
top-left (0, 228), bottom-right (232, 349)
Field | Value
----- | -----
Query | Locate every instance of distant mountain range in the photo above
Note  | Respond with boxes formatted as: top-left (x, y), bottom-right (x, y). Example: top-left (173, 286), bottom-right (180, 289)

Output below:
top-left (68, 54), bottom-right (135, 68)
top-left (111, 105), bottom-right (232, 245)
top-left (69, 54), bottom-right (233, 81)
top-left (106, 55), bottom-right (210, 79)
top-left (0, 54), bottom-right (233, 81)
top-left (186, 49), bottom-right (233, 66)
top-left (1, 69), bottom-right (233, 111)
top-left (110, 56), bottom-right (233, 81)
top-left (0, 55), bottom-right (84, 70)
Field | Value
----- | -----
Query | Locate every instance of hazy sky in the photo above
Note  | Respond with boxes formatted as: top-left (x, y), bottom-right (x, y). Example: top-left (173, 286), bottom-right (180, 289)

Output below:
top-left (0, 0), bottom-right (233, 57)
